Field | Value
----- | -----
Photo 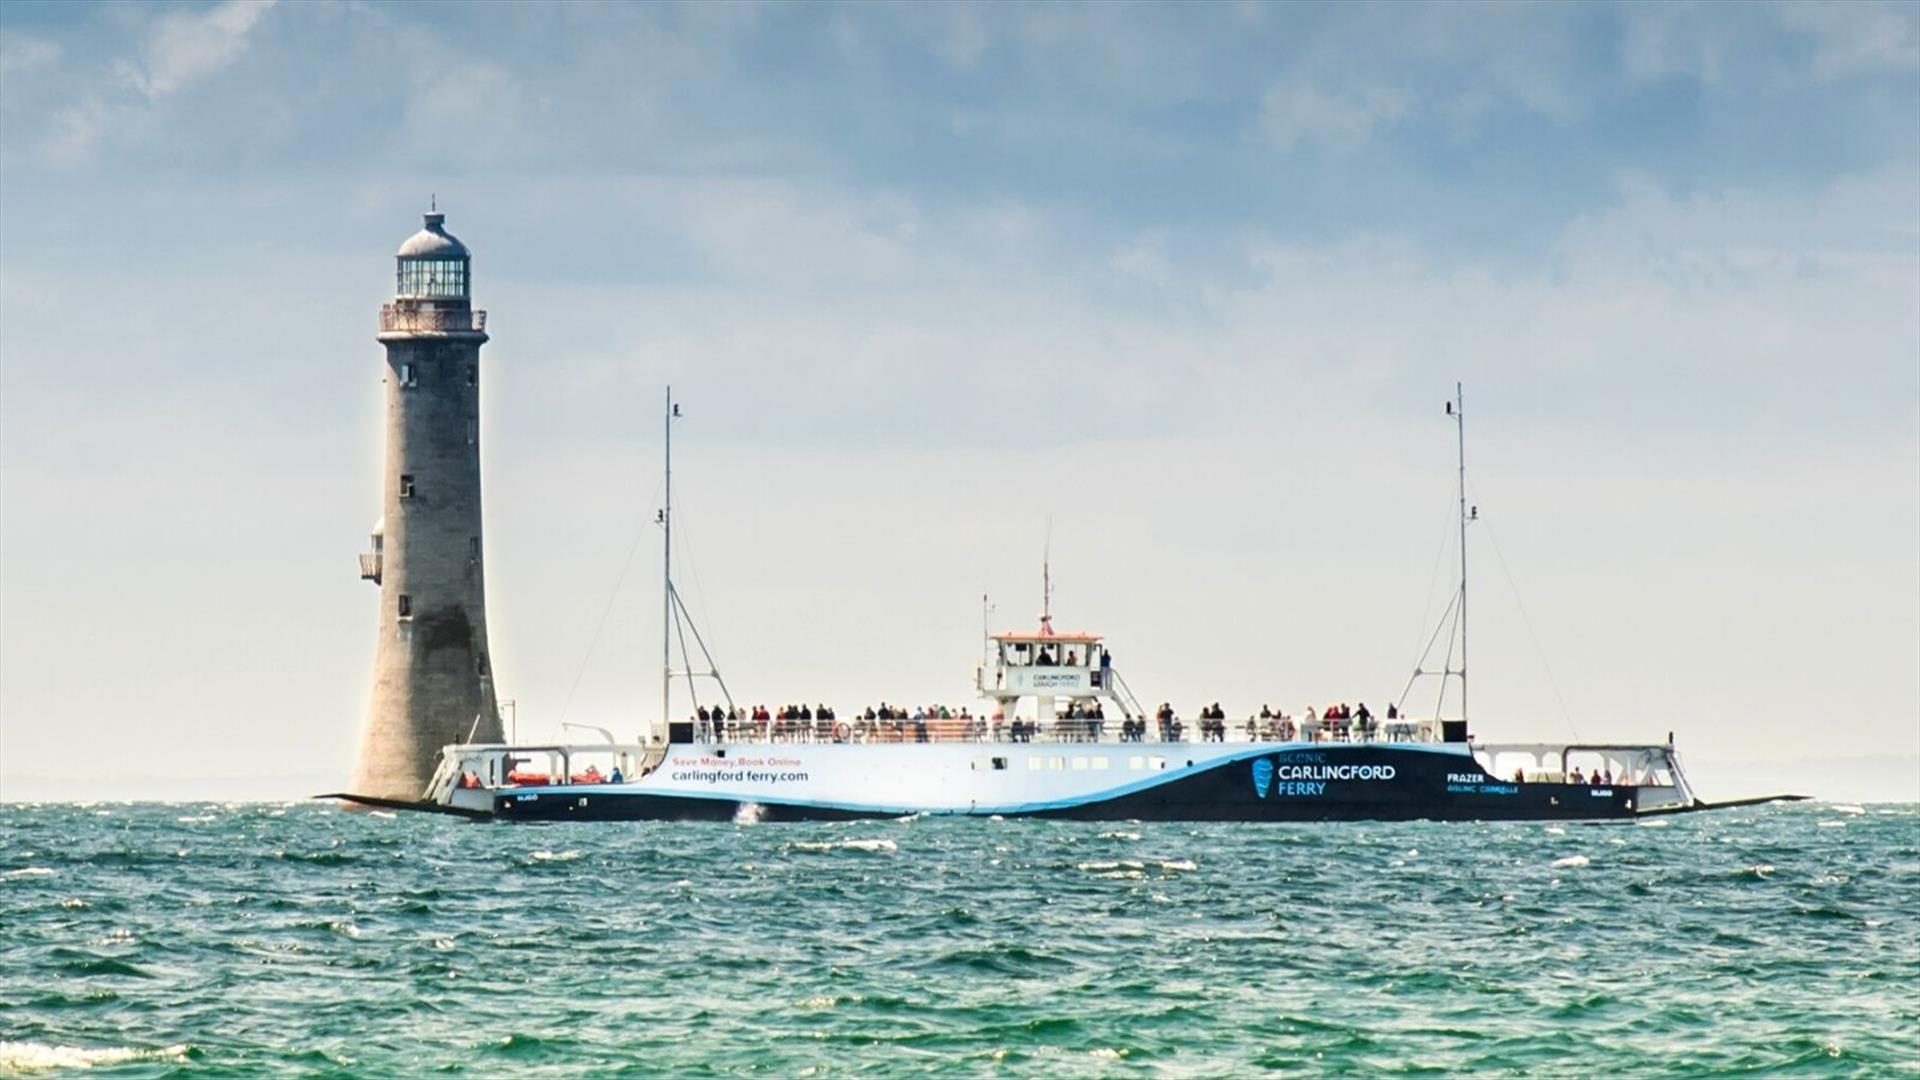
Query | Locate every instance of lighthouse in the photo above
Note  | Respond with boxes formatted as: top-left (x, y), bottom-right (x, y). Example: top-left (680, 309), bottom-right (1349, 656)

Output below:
top-left (351, 208), bottom-right (503, 800)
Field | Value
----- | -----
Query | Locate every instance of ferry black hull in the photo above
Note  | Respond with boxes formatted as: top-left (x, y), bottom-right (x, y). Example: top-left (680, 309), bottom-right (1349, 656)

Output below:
top-left (483, 745), bottom-right (1651, 823)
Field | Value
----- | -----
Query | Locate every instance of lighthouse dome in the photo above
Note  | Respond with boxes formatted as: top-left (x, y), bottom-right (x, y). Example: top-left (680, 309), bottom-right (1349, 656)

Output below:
top-left (397, 212), bottom-right (469, 259)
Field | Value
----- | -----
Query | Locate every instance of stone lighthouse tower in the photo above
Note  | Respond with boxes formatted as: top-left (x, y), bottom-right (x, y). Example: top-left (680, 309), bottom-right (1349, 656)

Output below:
top-left (352, 208), bottom-right (503, 800)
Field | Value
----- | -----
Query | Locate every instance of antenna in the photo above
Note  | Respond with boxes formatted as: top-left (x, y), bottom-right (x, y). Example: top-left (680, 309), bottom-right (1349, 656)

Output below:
top-left (1041, 520), bottom-right (1054, 630)
top-left (982, 593), bottom-right (994, 669)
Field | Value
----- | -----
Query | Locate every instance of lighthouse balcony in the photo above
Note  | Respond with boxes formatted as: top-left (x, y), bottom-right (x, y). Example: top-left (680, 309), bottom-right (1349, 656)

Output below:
top-left (359, 552), bottom-right (382, 583)
top-left (380, 303), bottom-right (487, 333)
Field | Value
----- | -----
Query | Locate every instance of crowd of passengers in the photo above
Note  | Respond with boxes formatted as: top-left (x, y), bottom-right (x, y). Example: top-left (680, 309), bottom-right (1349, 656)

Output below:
top-left (689, 697), bottom-right (1432, 745)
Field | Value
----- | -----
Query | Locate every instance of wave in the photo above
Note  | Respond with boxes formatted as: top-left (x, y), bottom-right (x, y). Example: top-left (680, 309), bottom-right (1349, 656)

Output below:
top-left (1550, 854), bottom-right (1590, 869)
top-left (792, 838), bottom-right (897, 853)
top-left (0, 1041), bottom-right (189, 1071)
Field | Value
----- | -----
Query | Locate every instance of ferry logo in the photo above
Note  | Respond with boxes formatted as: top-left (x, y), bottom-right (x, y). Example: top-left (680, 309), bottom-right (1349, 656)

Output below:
top-left (1251, 758), bottom-right (1274, 799)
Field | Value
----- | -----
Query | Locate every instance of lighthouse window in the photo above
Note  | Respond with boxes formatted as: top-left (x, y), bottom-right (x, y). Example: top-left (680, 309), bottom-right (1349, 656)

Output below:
top-left (465, 365), bottom-right (477, 387)
top-left (397, 258), bottom-right (468, 298)
top-left (466, 418), bottom-right (477, 446)
top-left (399, 474), bottom-right (416, 498)
top-left (398, 362), bottom-right (418, 388)
top-left (396, 594), bottom-right (412, 618)
top-left (469, 537), bottom-right (480, 561)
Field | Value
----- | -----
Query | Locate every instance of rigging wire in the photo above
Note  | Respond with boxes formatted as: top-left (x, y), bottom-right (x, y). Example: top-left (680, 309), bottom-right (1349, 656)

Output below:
top-left (674, 489), bottom-right (723, 678)
top-left (554, 474), bottom-right (665, 729)
top-left (1468, 476), bottom-right (1584, 742)
top-left (1407, 481), bottom-right (1464, 667)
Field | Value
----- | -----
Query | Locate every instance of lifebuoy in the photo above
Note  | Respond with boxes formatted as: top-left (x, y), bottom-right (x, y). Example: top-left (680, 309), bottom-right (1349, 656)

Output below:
top-left (834, 722), bottom-right (851, 743)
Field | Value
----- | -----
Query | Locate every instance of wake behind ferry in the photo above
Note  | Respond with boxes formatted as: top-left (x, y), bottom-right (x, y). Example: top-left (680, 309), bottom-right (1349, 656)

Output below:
top-left (333, 386), bottom-right (1800, 823)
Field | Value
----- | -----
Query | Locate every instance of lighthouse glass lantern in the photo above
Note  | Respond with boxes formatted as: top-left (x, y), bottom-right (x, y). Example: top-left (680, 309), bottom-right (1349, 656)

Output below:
top-left (395, 212), bottom-right (470, 298)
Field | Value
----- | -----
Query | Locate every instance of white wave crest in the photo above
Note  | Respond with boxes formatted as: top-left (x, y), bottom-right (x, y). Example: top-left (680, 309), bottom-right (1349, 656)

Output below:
top-left (793, 838), bottom-right (897, 853)
top-left (0, 1041), bottom-right (189, 1072)
top-left (2, 867), bottom-right (55, 879)
top-left (529, 850), bottom-right (583, 862)
top-left (1550, 854), bottom-right (1590, 869)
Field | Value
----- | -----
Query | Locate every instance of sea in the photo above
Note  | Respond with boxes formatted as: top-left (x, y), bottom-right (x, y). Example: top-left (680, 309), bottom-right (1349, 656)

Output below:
top-left (1, 801), bottom-right (1915, 1078)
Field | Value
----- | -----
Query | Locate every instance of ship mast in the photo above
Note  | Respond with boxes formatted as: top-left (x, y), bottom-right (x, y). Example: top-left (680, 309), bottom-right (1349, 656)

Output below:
top-left (1397, 382), bottom-right (1475, 731)
top-left (661, 386), bottom-right (675, 729)
top-left (1453, 381), bottom-right (1468, 727)
top-left (657, 387), bottom-right (735, 734)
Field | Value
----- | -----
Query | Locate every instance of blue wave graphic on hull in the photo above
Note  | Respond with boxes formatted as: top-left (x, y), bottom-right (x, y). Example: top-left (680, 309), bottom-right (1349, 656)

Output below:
top-left (1251, 758), bottom-right (1274, 798)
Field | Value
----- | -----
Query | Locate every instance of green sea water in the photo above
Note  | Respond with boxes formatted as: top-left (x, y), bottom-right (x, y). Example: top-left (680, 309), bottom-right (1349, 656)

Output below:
top-left (1, 801), bottom-right (1915, 1077)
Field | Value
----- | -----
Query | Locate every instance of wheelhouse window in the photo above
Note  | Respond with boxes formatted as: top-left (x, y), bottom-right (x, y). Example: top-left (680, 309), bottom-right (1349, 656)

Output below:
top-left (396, 257), bottom-right (469, 298)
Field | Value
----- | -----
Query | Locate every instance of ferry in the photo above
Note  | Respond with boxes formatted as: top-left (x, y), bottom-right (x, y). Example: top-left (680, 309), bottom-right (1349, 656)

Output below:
top-left (332, 386), bottom-right (1801, 823)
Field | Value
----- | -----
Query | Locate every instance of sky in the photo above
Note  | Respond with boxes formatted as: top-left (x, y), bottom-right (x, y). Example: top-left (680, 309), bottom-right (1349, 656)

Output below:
top-left (0, 1), bottom-right (1915, 803)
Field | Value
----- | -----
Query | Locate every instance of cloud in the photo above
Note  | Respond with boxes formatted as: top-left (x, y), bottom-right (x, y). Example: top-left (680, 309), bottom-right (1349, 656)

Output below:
top-left (1258, 81), bottom-right (1410, 150)
top-left (115, 0), bottom-right (277, 98)
top-left (0, 31), bottom-right (60, 79)
top-left (1620, 4), bottom-right (1732, 85)
top-left (1777, 0), bottom-right (1920, 79)
top-left (38, 98), bottom-right (116, 168)
top-left (27, 0), bottom-right (276, 165)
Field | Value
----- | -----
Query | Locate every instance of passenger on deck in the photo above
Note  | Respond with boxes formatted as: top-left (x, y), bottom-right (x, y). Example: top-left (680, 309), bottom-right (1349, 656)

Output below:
top-left (1513, 768), bottom-right (1525, 783)
top-left (1598, 769), bottom-right (1612, 786)
top-left (1570, 768), bottom-right (1586, 784)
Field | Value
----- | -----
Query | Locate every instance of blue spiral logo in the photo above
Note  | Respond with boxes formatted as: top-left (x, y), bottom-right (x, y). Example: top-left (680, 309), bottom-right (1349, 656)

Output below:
top-left (1251, 758), bottom-right (1274, 799)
